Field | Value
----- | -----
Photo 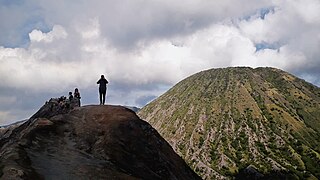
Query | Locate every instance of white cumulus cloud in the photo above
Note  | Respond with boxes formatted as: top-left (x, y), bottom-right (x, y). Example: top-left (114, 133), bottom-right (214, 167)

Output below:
top-left (0, 0), bottom-right (319, 125)
top-left (29, 25), bottom-right (67, 43)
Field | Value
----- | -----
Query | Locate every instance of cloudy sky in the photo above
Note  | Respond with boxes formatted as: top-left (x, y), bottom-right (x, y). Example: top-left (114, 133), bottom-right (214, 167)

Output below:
top-left (1, 0), bottom-right (320, 125)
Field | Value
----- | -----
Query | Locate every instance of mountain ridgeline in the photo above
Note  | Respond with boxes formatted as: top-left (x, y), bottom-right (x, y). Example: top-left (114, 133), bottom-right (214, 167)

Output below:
top-left (138, 67), bottom-right (320, 179)
top-left (0, 103), bottom-right (200, 179)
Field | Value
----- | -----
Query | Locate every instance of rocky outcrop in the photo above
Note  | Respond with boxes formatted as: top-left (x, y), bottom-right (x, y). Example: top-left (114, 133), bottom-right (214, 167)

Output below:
top-left (0, 103), bottom-right (200, 179)
top-left (0, 120), bottom-right (26, 140)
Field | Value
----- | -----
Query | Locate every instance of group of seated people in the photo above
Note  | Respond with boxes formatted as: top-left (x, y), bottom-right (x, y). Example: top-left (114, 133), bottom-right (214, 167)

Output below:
top-left (68, 88), bottom-right (81, 106)
top-left (46, 88), bottom-right (81, 113)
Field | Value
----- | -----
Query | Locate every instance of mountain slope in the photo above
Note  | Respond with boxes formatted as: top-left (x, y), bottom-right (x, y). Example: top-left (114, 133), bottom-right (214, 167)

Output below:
top-left (0, 104), bottom-right (200, 179)
top-left (138, 67), bottom-right (320, 179)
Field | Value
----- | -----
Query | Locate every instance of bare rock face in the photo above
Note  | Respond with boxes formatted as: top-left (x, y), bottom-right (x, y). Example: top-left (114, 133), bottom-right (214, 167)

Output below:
top-left (0, 104), bottom-right (201, 180)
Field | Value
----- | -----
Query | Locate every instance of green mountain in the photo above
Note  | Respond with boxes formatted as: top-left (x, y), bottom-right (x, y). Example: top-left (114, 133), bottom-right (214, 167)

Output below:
top-left (138, 67), bottom-right (320, 179)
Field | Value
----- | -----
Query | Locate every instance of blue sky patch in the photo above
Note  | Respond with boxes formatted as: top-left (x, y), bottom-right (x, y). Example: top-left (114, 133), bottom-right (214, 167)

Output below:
top-left (259, 7), bottom-right (275, 20)
top-left (255, 41), bottom-right (280, 52)
top-left (240, 6), bottom-right (275, 21)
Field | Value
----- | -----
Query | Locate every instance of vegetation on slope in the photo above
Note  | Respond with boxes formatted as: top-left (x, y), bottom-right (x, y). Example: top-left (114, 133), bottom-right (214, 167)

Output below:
top-left (138, 67), bottom-right (320, 179)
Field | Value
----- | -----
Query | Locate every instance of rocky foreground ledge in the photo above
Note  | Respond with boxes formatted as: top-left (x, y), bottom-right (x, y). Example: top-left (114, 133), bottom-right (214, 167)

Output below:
top-left (0, 105), bottom-right (201, 179)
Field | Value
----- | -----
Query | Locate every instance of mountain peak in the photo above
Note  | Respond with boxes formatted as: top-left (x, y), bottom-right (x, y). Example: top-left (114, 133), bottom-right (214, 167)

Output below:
top-left (138, 67), bottom-right (320, 179)
top-left (0, 104), bottom-right (200, 179)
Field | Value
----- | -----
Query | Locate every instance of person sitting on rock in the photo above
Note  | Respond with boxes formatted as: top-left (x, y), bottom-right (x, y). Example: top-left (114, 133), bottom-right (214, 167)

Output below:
top-left (74, 88), bottom-right (81, 106)
top-left (69, 92), bottom-right (73, 101)
top-left (58, 96), bottom-right (66, 104)
top-left (58, 96), bottom-right (67, 110)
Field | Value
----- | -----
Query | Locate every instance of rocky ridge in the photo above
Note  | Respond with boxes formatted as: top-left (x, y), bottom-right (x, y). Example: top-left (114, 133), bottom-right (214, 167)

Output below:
top-left (0, 101), bottom-right (200, 179)
top-left (138, 67), bottom-right (320, 179)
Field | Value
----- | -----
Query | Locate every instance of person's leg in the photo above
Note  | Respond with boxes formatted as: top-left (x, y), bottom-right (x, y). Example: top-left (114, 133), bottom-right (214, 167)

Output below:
top-left (99, 92), bottom-right (103, 105)
top-left (102, 92), bottom-right (106, 105)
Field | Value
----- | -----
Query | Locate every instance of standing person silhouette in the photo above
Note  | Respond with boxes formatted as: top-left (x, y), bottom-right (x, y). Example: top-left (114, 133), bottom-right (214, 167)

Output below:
top-left (97, 75), bottom-right (109, 105)
top-left (74, 88), bottom-right (81, 106)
